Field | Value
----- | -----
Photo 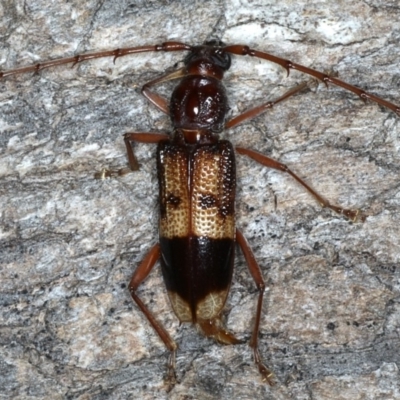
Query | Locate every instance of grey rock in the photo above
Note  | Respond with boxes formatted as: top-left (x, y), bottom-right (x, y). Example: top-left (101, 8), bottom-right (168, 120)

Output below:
top-left (1, 1), bottom-right (400, 399)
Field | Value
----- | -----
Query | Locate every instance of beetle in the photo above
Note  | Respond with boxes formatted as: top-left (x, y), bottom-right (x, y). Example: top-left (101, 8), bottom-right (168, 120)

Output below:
top-left (1, 39), bottom-right (399, 388)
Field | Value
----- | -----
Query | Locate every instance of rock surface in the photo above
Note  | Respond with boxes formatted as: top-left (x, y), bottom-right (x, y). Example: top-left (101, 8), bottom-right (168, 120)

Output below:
top-left (1, 1), bottom-right (400, 399)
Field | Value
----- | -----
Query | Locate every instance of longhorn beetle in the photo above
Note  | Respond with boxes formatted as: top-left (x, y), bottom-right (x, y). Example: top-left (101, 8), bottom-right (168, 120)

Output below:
top-left (1, 40), bottom-right (399, 387)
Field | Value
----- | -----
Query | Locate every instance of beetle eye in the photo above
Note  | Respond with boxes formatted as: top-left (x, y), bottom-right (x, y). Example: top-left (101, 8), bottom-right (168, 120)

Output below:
top-left (212, 50), bottom-right (231, 71)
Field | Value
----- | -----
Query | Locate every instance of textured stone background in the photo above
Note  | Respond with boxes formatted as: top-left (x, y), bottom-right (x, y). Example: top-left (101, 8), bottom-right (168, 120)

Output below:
top-left (1, 1), bottom-right (400, 399)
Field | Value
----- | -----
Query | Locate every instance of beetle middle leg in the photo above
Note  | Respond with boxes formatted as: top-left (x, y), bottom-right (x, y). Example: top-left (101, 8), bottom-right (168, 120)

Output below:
top-left (225, 81), bottom-right (313, 129)
top-left (236, 146), bottom-right (364, 222)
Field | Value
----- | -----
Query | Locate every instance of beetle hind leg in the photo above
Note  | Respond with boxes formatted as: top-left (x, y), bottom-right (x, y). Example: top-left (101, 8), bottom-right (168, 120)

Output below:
top-left (197, 317), bottom-right (243, 345)
top-left (236, 229), bottom-right (276, 386)
top-left (129, 243), bottom-right (179, 388)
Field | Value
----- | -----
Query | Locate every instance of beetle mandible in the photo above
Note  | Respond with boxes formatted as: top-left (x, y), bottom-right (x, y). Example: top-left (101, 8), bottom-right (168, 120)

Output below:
top-left (2, 40), bottom-right (399, 387)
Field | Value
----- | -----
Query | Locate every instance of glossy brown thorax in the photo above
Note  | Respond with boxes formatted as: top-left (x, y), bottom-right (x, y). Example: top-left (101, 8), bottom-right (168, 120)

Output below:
top-left (170, 76), bottom-right (229, 132)
top-left (170, 43), bottom-right (231, 135)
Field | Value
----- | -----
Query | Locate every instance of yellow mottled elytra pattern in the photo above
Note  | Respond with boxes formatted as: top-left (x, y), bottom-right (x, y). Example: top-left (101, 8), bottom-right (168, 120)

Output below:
top-left (159, 147), bottom-right (190, 237)
top-left (168, 289), bottom-right (229, 322)
top-left (196, 290), bottom-right (228, 320)
top-left (159, 141), bottom-right (235, 239)
top-left (191, 146), bottom-right (235, 238)
top-left (167, 291), bottom-right (192, 322)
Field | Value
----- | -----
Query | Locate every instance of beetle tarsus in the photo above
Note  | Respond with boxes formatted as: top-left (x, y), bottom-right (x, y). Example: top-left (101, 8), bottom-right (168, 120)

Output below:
top-left (328, 205), bottom-right (366, 222)
top-left (165, 351), bottom-right (178, 391)
top-left (94, 168), bottom-right (112, 179)
top-left (258, 363), bottom-right (275, 386)
top-left (254, 348), bottom-right (275, 386)
top-left (94, 166), bottom-right (134, 179)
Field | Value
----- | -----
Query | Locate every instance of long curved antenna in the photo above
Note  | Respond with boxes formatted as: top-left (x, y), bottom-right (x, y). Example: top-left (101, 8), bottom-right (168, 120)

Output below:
top-left (224, 44), bottom-right (400, 116)
top-left (0, 42), bottom-right (192, 79)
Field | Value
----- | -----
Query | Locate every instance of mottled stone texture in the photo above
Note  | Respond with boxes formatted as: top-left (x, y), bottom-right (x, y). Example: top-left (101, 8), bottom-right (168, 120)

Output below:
top-left (1, 1), bottom-right (400, 399)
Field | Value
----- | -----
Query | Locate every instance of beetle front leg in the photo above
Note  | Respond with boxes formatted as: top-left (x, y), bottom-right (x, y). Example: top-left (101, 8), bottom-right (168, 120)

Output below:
top-left (225, 81), bottom-right (312, 129)
top-left (128, 243), bottom-right (178, 387)
top-left (236, 229), bottom-right (275, 386)
top-left (141, 68), bottom-right (186, 114)
top-left (95, 132), bottom-right (169, 178)
top-left (96, 67), bottom-right (187, 179)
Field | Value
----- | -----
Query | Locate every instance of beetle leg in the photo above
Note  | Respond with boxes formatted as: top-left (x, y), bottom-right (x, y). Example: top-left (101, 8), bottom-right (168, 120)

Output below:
top-left (236, 146), bottom-right (365, 222)
top-left (225, 81), bottom-right (312, 129)
top-left (128, 243), bottom-right (178, 386)
top-left (141, 67), bottom-right (186, 114)
top-left (96, 67), bottom-right (187, 179)
top-left (95, 132), bottom-right (169, 178)
top-left (236, 229), bottom-right (275, 386)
